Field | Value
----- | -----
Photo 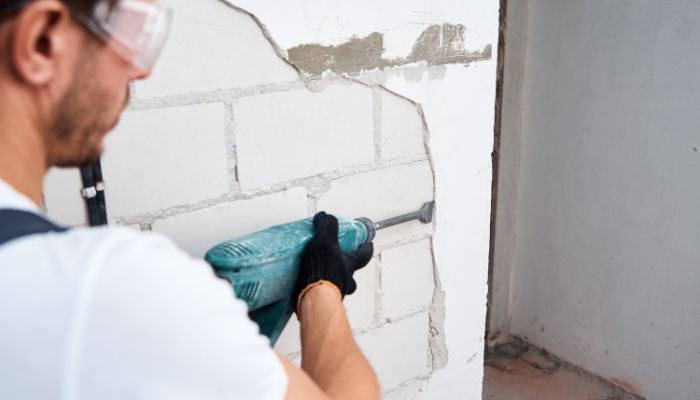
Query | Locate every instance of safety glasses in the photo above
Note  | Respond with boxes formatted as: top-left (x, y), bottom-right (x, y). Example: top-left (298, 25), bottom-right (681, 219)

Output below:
top-left (76, 0), bottom-right (172, 72)
top-left (1, 0), bottom-right (172, 71)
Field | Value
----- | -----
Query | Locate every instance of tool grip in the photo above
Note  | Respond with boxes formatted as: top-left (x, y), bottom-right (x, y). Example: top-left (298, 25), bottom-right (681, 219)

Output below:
top-left (205, 217), bottom-right (370, 345)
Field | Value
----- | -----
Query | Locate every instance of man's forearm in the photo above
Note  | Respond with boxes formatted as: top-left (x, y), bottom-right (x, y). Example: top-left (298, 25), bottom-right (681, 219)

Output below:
top-left (299, 285), bottom-right (380, 400)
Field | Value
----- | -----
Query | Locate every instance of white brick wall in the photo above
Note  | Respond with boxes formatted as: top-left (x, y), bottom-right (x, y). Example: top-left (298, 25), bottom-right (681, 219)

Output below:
top-left (234, 84), bottom-right (375, 189)
top-left (102, 103), bottom-right (229, 218)
top-left (152, 188), bottom-right (308, 257)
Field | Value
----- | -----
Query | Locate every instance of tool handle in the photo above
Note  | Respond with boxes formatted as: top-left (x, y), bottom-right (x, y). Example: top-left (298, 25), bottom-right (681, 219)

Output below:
top-left (205, 217), bottom-right (370, 344)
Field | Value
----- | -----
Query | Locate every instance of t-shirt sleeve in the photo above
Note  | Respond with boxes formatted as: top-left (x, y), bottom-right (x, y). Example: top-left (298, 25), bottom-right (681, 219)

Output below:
top-left (72, 229), bottom-right (288, 400)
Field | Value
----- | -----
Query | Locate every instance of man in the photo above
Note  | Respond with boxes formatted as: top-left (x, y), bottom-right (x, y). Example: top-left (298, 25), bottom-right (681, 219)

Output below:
top-left (0, 0), bottom-right (381, 399)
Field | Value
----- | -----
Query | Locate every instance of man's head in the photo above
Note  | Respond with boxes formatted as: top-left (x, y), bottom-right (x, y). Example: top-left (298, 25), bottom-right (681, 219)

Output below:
top-left (0, 0), bottom-right (170, 167)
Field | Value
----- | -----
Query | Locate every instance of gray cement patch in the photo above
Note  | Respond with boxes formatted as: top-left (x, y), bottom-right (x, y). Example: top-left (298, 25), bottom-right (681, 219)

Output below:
top-left (288, 23), bottom-right (491, 78)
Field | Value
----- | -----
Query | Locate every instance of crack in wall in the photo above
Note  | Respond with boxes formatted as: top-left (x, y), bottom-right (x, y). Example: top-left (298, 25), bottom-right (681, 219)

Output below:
top-left (287, 23), bottom-right (491, 79)
top-left (190, 1), bottom-right (451, 388)
top-left (409, 91), bottom-right (448, 372)
top-left (372, 86), bottom-right (383, 161)
top-left (217, 0), bottom-right (305, 82)
top-left (232, 1), bottom-right (448, 382)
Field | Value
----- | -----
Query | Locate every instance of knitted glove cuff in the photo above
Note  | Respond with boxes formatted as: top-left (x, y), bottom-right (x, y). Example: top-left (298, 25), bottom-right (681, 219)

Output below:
top-left (295, 279), bottom-right (342, 319)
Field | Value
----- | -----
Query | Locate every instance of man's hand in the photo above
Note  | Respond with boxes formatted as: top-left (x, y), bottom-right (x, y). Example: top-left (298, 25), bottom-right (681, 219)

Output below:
top-left (293, 212), bottom-right (374, 312)
top-left (281, 211), bottom-right (380, 400)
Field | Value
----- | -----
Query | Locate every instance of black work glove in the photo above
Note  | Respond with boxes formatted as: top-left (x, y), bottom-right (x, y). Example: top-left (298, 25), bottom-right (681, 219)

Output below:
top-left (293, 212), bottom-right (374, 313)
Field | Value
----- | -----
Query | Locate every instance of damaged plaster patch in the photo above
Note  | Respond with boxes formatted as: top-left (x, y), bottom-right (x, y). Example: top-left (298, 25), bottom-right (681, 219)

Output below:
top-left (428, 240), bottom-right (449, 370)
top-left (288, 23), bottom-right (491, 79)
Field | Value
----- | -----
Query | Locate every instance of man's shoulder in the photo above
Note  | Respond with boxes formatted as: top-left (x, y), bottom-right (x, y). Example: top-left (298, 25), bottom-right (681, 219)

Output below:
top-left (39, 225), bottom-right (197, 270)
top-left (44, 226), bottom-right (253, 330)
top-left (59, 225), bottom-right (181, 254)
top-left (0, 223), bottom-right (183, 268)
top-left (0, 226), bottom-right (287, 399)
top-left (2, 224), bottom-right (224, 303)
top-left (57, 226), bottom-right (223, 293)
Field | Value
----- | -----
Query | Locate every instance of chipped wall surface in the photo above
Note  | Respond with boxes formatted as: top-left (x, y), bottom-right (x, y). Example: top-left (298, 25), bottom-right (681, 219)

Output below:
top-left (495, 1), bottom-right (700, 399)
top-left (232, 1), bottom-right (499, 398)
top-left (43, 0), bottom-right (499, 398)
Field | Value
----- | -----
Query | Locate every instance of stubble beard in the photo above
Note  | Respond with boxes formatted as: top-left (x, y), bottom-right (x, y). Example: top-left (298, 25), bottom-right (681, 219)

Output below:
top-left (49, 51), bottom-right (128, 168)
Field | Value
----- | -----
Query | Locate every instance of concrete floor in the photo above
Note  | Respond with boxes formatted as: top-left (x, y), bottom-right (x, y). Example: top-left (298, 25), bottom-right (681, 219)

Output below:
top-left (483, 341), bottom-right (643, 400)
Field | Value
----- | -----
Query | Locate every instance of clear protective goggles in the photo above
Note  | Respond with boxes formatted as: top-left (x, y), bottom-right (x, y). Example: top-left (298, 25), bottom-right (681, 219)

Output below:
top-left (75, 0), bottom-right (172, 72)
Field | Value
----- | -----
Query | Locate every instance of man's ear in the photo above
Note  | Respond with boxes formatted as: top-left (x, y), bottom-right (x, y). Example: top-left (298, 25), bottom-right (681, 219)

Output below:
top-left (11, 0), bottom-right (75, 86)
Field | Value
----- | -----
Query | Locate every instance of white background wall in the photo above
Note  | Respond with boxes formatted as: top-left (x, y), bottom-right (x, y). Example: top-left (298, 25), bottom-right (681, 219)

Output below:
top-left (44, 0), bottom-right (499, 398)
top-left (494, 1), bottom-right (700, 398)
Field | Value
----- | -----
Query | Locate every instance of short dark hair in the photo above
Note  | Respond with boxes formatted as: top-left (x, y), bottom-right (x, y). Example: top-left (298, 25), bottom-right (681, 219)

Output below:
top-left (66, 0), bottom-right (116, 15)
top-left (0, 0), bottom-right (117, 22)
top-left (0, 0), bottom-right (117, 59)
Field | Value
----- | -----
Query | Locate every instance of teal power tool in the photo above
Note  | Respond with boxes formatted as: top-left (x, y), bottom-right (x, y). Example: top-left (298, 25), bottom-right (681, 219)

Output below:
top-left (204, 201), bottom-right (435, 345)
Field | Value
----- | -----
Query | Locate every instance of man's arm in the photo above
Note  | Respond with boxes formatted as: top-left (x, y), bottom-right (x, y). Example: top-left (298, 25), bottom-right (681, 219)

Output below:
top-left (281, 285), bottom-right (380, 400)
top-left (280, 212), bottom-right (381, 400)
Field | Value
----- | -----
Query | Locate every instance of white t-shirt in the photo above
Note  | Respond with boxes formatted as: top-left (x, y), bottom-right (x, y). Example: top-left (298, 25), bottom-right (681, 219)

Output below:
top-left (0, 180), bottom-right (288, 400)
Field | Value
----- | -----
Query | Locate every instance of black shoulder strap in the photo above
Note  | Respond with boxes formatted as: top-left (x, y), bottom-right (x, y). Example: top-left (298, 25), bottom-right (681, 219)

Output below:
top-left (0, 209), bottom-right (67, 247)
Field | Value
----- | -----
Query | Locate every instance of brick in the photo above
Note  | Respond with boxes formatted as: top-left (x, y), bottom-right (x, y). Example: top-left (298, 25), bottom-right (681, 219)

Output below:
top-left (381, 240), bottom-right (435, 318)
top-left (381, 91), bottom-right (426, 161)
top-left (152, 188), bottom-right (308, 258)
top-left (102, 103), bottom-right (229, 218)
top-left (274, 316), bottom-right (301, 356)
top-left (44, 167), bottom-right (87, 227)
top-left (234, 84), bottom-right (374, 189)
top-left (316, 162), bottom-right (434, 246)
top-left (356, 313), bottom-right (430, 390)
top-left (344, 258), bottom-right (377, 329)
top-left (134, 0), bottom-right (297, 98)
